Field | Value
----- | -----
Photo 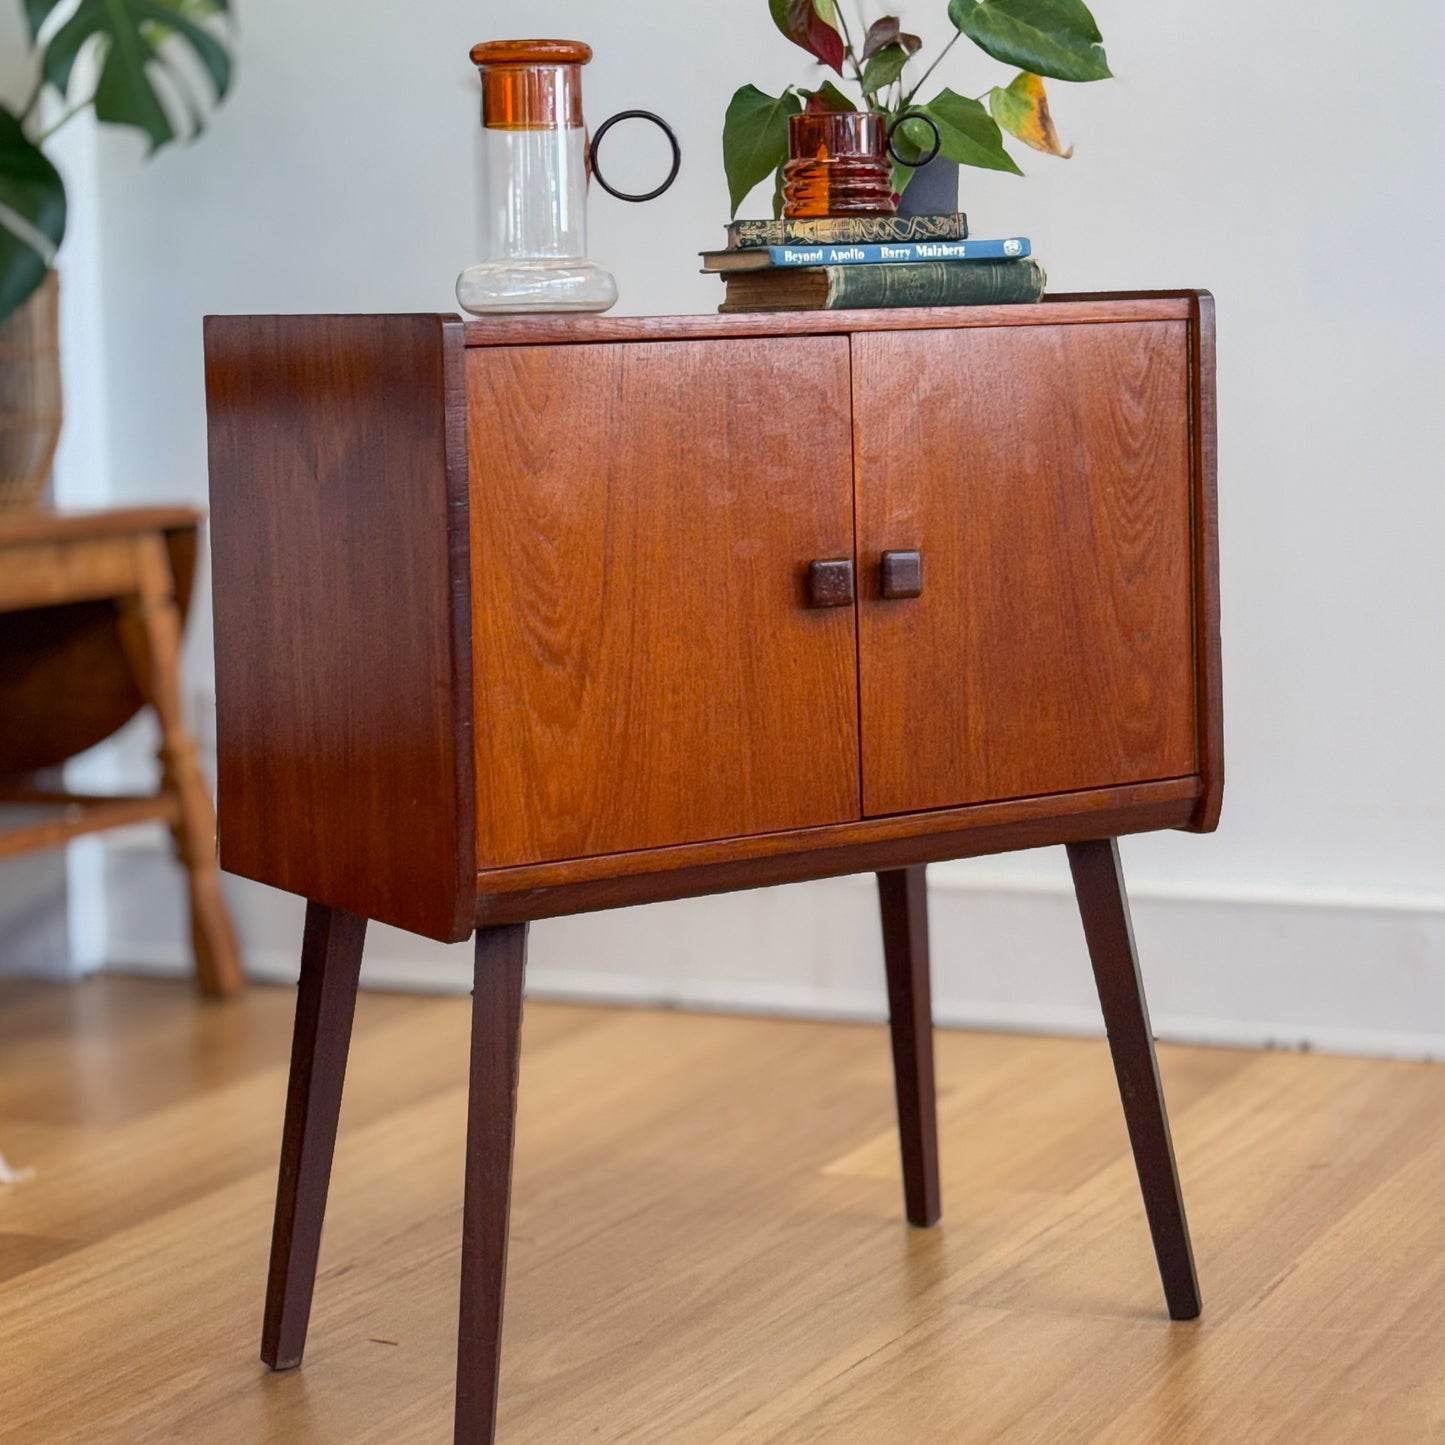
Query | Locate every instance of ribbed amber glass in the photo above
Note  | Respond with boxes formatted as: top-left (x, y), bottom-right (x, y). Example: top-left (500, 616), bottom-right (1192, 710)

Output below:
top-left (782, 112), bottom-right (896, 219)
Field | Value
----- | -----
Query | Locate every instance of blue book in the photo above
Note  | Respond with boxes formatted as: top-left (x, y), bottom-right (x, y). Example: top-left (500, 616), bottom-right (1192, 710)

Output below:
top-left (703, 237), bottom-right (1030, 273)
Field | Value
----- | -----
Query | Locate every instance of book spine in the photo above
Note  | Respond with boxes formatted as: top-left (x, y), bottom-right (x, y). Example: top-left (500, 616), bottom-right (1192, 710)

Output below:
top-left (823, 260), bottom-right (1046, 309)
top-left (767, 238), bottom-right (1029, 267)
top-left (726, 213), bottom-right (969, 249)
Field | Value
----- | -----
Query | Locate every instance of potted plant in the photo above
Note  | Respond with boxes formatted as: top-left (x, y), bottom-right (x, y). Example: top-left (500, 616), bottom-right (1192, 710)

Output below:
top-left (0, 0), bottom-right (235, 508)
top-left (723, 0), bottom-right (1110, 218)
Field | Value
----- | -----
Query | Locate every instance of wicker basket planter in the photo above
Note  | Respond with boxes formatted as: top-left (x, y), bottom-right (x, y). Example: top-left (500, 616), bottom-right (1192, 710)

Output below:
top-left (0, 271), bottom-right (63, 511)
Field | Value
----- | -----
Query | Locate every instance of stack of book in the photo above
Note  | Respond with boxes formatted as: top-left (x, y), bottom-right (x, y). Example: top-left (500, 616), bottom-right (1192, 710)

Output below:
top-left (702, 212), bottom-right (1045, 313)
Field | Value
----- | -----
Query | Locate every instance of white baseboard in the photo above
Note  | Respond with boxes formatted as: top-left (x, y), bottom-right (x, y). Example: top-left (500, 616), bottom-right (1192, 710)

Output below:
top-left (97, 836), bottom-right (1445, 1061)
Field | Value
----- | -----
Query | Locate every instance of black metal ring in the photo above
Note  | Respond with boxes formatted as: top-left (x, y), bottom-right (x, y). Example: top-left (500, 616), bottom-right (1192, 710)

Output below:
top-left (886, 111), bottom-right (942, 168)
top-left (588, 110), bottom-right (682, 203)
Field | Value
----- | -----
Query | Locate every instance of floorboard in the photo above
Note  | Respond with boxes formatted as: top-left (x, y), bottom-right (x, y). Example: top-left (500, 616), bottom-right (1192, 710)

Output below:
top-left (1, 976), bottom-right (1442, 1443)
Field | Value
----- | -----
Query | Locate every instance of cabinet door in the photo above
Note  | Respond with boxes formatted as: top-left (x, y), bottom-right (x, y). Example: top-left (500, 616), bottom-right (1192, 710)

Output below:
top-left (469, 336), bottom-right (860, 867)
top-left (853, 321), bottom-right (1198, 816)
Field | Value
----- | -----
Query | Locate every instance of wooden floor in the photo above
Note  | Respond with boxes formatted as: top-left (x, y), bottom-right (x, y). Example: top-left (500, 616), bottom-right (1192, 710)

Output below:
top-left (2, 978), bottom-right (1444, 1443)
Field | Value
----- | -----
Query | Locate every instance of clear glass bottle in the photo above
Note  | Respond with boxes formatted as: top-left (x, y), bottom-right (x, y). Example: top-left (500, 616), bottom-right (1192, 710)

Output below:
top-left (456, 41), bottom-right (681, 316)
top-left (457, 40), bottom-right (616, 314)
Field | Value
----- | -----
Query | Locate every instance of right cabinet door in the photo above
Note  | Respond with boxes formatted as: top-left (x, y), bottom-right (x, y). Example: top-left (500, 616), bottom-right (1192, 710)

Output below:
top-left (853, 320), bottom-right (1199, 817)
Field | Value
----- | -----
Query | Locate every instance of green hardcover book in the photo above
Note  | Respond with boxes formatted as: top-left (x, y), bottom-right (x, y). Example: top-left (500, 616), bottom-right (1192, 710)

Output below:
top-left (725, 212), bottom-right (968, 250)
top-left (717, 259), bottom-right (1046, 312)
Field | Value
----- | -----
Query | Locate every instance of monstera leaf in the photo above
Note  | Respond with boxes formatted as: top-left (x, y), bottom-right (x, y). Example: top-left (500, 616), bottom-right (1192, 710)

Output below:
top-left (0, 108), bottom-right (66, 325)
top-left (948, 0), bottom-right (1110, 84)
top-left (28, 0), bottom-right (233, 152)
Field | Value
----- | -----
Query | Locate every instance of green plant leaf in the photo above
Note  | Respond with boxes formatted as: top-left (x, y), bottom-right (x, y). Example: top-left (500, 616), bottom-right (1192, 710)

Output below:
top-left (886, 112), bottom-right (932, 197)
top-left (917, 89), bottom-right (1022, 174)
top-left (862, 44), bottom-right (912, 95)
top-left (723, 84), bottom-right (802, 218)
top-left (41, 0), bottom-right (233, 152)
top-left (947, 0), bottom-right (1110, 83)
top-left (989, 71), bottom-right (1072, 155)
top-left (801, 80), bottom-right (856, 112)
top-left (861, 17), bottom-right (922, 60)
top-left (772, 164), bottom-right (786, 220)
top-left (768, 0), bottom-right (846, 75)
top-left (0, 107), bottom-right (66, 326)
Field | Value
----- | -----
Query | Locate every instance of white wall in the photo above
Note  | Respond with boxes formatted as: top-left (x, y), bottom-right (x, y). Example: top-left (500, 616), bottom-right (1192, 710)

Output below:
top-left (48, 0), bottom-right (1445, 1052)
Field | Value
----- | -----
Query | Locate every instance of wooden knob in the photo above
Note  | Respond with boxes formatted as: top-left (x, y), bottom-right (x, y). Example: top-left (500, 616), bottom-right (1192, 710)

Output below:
top-left (879, 549), bottom-right (922, 600)
top-left (806, 558), bottom-right (855, 608)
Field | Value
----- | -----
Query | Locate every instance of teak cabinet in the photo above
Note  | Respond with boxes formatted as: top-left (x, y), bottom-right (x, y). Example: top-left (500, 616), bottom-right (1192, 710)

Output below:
top-left (205, 293), bottom-right (1220, 1445)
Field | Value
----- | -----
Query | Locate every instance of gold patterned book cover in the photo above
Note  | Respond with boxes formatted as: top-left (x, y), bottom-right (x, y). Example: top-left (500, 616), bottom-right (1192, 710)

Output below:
top-left (725, 212), bottom-right (968, 250)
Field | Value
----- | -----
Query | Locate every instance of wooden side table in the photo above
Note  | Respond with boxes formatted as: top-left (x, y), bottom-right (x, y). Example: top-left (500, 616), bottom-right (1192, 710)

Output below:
top-left (205, 292), bottom-right (1221, 1443)
top-left (0, 506), bottom-right (243, 996)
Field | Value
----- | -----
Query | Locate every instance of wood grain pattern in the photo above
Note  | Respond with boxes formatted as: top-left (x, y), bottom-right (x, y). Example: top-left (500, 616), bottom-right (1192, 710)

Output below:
top-left (6, 978), bottom-right (1445, 1444)
top-left (456, 924), bottom-right (528, 1445)
top-left (262, 903), bottom-right (367, 1370)
top-left (474, 780), bottom-right (1201, 925)
top-left (467, 337), bottom-right (861, 867)
top-left (115, 531), bottom-right (243, 997)
top-left (0, 505), bottom-right (200, 545)
top-left (0, 795), bottom-right (178, 858)
top-left (1067, 839), bottom-right (1200, 1320)
top-left (854, 321), bottom-right (1198, 816)
top-left (0, 513), bottom-right (234, 995)
top-left (1186, 292), bottom-right (1224, 832)
top-left (461, 295), bottom-right (1196, 349)
top-left (204, 315), bottom-right (476, 942)
top-left (0, 536), bottom-right (140, 612)
top-left (0, 518), bottom-right (196, 776)
top-left (877, 866), bottom-right (940, 1228)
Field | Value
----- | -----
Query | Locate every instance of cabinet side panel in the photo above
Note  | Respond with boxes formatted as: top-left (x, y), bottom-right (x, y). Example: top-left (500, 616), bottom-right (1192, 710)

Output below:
top-left (1187, 291), bottom-right (1224, 831)
top-left (204, 315), bottom-right (474, 941)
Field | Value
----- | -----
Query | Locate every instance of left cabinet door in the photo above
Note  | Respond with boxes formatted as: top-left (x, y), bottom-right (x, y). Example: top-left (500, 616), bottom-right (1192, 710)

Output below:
top-left (468, 336), bottom-right (861, 868)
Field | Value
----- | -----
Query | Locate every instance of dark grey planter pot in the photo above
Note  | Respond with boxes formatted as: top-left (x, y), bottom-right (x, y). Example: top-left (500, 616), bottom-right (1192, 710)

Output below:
top-left (895, 158), bottom-right (960, 217)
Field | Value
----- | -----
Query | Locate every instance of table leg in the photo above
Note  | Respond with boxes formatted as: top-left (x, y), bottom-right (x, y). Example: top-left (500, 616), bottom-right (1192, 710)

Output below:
top-left (877, 866), bottom-right (941, 1228)
top-left (262, 901), bottom-right (367, 1369)
top-left (456, 923), bottom-right (528, 1445)
top-left (117, 531), bottom-right (243, 997)
top-left (1066, 838), bottom-right (1201, 1321)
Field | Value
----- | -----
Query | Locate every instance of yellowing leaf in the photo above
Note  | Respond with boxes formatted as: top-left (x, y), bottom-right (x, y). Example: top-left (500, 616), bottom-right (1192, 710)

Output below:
top-left (989, 71), bottom-right (1073, 157)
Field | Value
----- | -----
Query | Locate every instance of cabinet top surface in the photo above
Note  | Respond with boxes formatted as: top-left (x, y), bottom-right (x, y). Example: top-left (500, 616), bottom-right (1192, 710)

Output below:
top-left (459, 291), bottom-right (1207, 348)
top-left (201, 292), bottom-right (1210, 352)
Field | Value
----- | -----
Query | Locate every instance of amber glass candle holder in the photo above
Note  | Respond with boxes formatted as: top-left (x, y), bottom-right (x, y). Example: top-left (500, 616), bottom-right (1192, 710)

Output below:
top-left (782, 110), bottom-right (942, 220)
top-left (783, 112), bottom-right (893, 219)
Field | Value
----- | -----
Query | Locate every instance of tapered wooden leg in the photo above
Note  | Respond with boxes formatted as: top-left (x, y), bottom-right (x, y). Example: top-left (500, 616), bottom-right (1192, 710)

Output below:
top-left (117, 531), bottom-right (244, 997)
top-left (456, 923), bottom-right (528, 1445)
top-left (878, 866), bottom-right (941, 1228)
top-left (1066, 838), bottom-right (1201, 1321)
top-left (261, 901), bottom-right (367, 1370)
